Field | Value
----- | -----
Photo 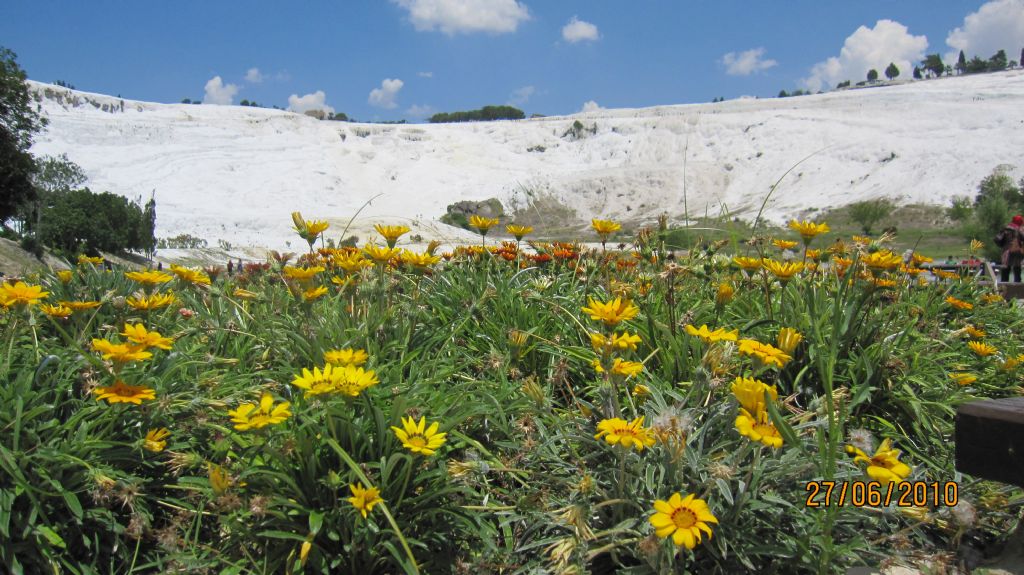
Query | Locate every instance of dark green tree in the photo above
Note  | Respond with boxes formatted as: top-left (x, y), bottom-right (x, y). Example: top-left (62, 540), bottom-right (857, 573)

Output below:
top-left (966, 56), bottom-right (989, 74)
top-left (913, 66), bottom-right (922, 79)
top-left (956, 50), bottom-right (967, 74)
top-left (988, 49), bottom-right (1008, 71)
top-left (921, 54), bottom-right (945, 77)
top-left (37, 188), bottom-right (154, 255)
top-left (0, 46), bottom-right (46, 224)
top-left (867, 69), bottom-right (879, 82)
top-left (848, 198), bottom-right (894, 235)
top-left (884, 62), bottom-right (899, 80)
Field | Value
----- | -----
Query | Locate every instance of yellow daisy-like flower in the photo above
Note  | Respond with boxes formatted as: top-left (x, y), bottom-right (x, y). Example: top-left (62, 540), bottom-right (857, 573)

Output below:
top-left (910, 253), bottom-right (933, 266)
top-left (899, 264), bottom-right (924, 276)
top-left (949, 372), bottom-right (977, 386)
top-left (861, 250), bottom-right (903, 271)
top-left (91, 339), bottom-right (153, 363)
top-left (40, 304), bottom-right (73, 318)
top-left (737, 339), bottom-right (792, 369)
top-left (77, 255), bottom-right (104, 265)
top-left (292, 213), bottom-right (330, 241)
top-left (594, 416), bottom-right (656, 451)
top-left (934, 269), bottom-right (959, 281)
top-left (684, 324), bottom-right (739, 344)
top-left (334, 253), bottom-right (374, 274)
top-left (469, 215), bottom-right (500, 235)
top-left (762, 259), bottom-right (804, 281)
top-left (347, 483), bottom-right (383, 519)
top-left (968, 341), bottom-right (997, 357)
top-left (772, 239), bottom-right (799, 251)
top-left (391, 415), bottom-right (447, 455)
top-left (847, 438), bottom-right (912, 484)
top-left (735, 407), bottom-right (784, 448)
top-left (292, 365), bottom-right (344, 397)
top-left (945, 296), bottom-right (973, 311)
top-left (121, 323), bottom-right (174, 351)
top-left (208, 463), bottom-right (231, 495)
top-left (169, 265), bottom-right (212, 286)
top-left (93, 380), bottom-right (156, 405)
top-left (125, 270), bottom-right (174, 287)
top-left (126, 292), bottom-right (176, 311)
top-left (970, 239), bottom-right (984, 252)
top-left (591, 219), bottom-right (622, 236)
top-left (362, 243), bottom-right (399, 264)
top-left (589, 331), bottom-right (642, 353)
top-left (776, 327), bottom-right (803, 355)
top-left (283, 265), bottom-right (325, 281)
top-left (505, 224), bottom-right (534, 240)
top-left (0, 282), bottom-right (49, 307)
top-left (805, 249), bottom-right (823, 260)
top-left (61, 300), bottom-right (101, 311)
top-left (715, 282), bottom-right (734, 305)
top-left (787, 220), bottom-right (830, 243)
top-left (400, 250), bottom-right (441, 268)
top-left (228, 392), bottom-right (292, 431)
top-left (233, 288), bottom-right (259, 300)
top-left (980, 293), bottom-right (1004, 304)
top-left (732, 256), bottom-right (762, 272)
top-left (963, 325), bottom-right (986, 339)
top-left (601, 358), bottom-right (644, 378)
top-left (324, 348), bottom-right (369, 367)
top-left (56, 270), bottom-right (74, 283)
top-left (731, 376), bottom-right (778, 415)
top-left (143, 428), bottom-right (170, 452)
top-left (1000, 357), bottom-right (1021, 371)
top-left (581, 297), bottom-right (639, 326)
top-left (333, 365), bottom-right (380, 397)
top-left (374, 224), bottom-right (411, 248)
top-left (649, 493), bottom-right (718, 549)
top-left (302, 286), bottom-right (329, 302)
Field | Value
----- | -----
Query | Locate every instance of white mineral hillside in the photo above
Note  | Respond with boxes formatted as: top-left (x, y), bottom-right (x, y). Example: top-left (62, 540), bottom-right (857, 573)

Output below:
top-left (27, 71), bottom-right (1024, 254)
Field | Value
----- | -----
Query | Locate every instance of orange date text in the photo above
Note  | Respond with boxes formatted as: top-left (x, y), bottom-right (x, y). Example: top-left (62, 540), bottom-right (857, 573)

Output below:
top-left (804, 481), bottom-right (958, 508)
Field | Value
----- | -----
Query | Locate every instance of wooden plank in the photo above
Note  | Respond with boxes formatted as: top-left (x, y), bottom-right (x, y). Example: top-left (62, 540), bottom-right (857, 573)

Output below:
top-left (955, 398), bottom-right (1024, 487)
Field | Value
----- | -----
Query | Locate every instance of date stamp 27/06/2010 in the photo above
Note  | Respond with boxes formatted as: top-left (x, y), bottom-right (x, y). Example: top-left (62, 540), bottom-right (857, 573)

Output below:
top-left (804, 481), bottom-right (958, 508)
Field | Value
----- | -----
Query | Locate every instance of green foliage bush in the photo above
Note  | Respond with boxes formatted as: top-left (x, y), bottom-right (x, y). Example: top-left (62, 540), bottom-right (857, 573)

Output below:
top-left (847, 199), bottom-right (894, 235)
top-left (37, 188), bottom-right (154, 255)
top-left (428, 105), bottom-right (525, 123)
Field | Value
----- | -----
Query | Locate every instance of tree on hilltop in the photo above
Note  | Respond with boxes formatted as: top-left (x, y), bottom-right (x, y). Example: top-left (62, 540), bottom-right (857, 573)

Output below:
top-left (884, 62), bottom-right (899, 80)
top-left (921, 54), bottom-right (945, 78)
top-left (956, 50), bottom-right (967, 75)
top-left (867, 69), bottom-right (879, 82)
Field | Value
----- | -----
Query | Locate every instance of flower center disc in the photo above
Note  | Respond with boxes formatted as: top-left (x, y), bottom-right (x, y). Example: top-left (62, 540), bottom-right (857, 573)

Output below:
top-left (671, 508), bottom-right (696, 529)
top-left (408, 435), bottom-right (427, 448)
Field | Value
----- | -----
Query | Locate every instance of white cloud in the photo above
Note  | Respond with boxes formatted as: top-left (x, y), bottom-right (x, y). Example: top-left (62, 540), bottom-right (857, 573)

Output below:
top-left (244, 67), bottom-right (264, 83)
top-left (406, 104), bottom-right (435, 118)
top-left (945, 0), bottom-right (1024, 63)
top-left (392, 0), bottom-right (530, 35)
top-left (203, 76), bottom-right (239, 105)
top-left (580, 100), bottom-right (602, 113)
top-left (507, 85), bottom-right (535, 106)
top-left (721, 47), bottom-right (777, 76)
top-left (562, 16), bottom-right (599, 43)
top-left (418, 71), bottom-right (434, 78)
top-left (368, 78), bottom-right (404, 109)
top-left (802, 20), bottom-right (928, 92)
top-left (287, 90), bottom-right (335, 115)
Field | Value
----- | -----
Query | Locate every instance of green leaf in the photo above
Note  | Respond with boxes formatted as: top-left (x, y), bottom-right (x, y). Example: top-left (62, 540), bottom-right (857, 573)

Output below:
top-left (62, 490), bottom-right (83, 520)
top-left (258, 530), bottom-right (309, 543)
top-left (308, 511), bottom-right (324, 536)
top-left (35, 525), bottom-right (66, 548)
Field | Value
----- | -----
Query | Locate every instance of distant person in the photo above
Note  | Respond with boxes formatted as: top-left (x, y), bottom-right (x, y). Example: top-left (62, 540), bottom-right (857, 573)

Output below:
top-left (944, 255), bottom-right (957, 266)
top-left (995, 214), bottom-right (1024, 282)
top-left (227, 260), bottom-right (234, 275)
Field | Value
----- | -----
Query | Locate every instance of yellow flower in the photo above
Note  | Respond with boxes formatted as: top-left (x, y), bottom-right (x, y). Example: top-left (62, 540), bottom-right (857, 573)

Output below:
top-left (77, 255), bottom-right (104, 265)
top-left (581, 297), bottom-right (639, 326)
top-left (126, 292), bottom-right (176, 311)
top-left (945, 296), bottom-right (973, 311)
top-left (737, 339), bottom-right (792, 369)
top-left (505, 224), bottom-right (533, 240)
top-left (302, 286), bottom-right (329, 302)
top-left (968, 341), bottom-right (997, 357)
top-left (595, 416), bottom-right (656, 451)
top-left (208, 463), bottom-right (231, 495)
top-left (91, 339), bottom-right (153, 363)
top-left (0, 282), bottom-right (49, 307)
top-left (981, 293), bottom-right (1004, 304)
top-left (861, 250), bottom-right (903, 271)
top-left (787, 220), bottom-right (830, 243)
top-left (963, 325), bottom-right (986, 339)
top-left (607, 358), bottom-right (644, 378)
top-left (715, 282), bottom-right (734, 305)
top-left (143, 428), bottom-right (170, 452)
top-left (910, 253), bottom-right (933, 266)
top-left (121, 324), bottom-right (174, 350)
top-left (60, 300), bottom-right (101, 311)
top-left (934, 269), bottom-right (959, 281)
top-left (125, 270), bottom-right (174, 287)
top-left (228, 392), bottom-right (292, 431)
top-left (334, 253), bottom-right (373, 274)
top-left (1000, 357), bottom-right (1021, 371)
top-left (970, 239), bottom-right (984, 252)
top-left (649, 493), bottom-right (718, 549)
top-left (469, 215), bottom-right (500, 235)
top-left (591, 219), bottom-right (622, 237)
top-left (762, 259), bottom-right (804, 281)
top-left (233, 288), bottom-right (259, 300)
top-left (684, 324), bottom-right (739, 344)
top-left (949, 372), bottom-right (977, 386)
top-left (169, 265), bottom-right (211, 286)
top-left (282, 265), bottom-right (325, 281)
top-left (732, 256), bottom-right (763, 271)
top-left (735, 407), bottom-right (784, 448)
top-left (730, 376), bottom-right (778, 414)
top-left (347, 483), bottom-right (383, 519)
top-left (324, 348), bottom-right (369, 367)
top-left (391, 415), bottom-right (447, 455)
top-left (899, 264), bottom-right (924, 276)
top-left (40, 304), bottom-right (73, 318)
top-left (847, 438), bottom-right (912, 483)
top-left (56, 270), bottom-right (74, 283)
top-left (93, 380), bottom-right (156, 405)
top-left (374, 224), bottom-right (410, 247)
top-left (772, 239), bottom-right (799, 251)
top-left (589, 331), bottom-right (642, 353)
top-left (362, 243), bottom-right (399, 264)
top-left (776, 327), bottom-right (803, 355)
top-left (292, 212), bottom-right (329, 242)
top-left (333, 365), bottom-right (380, 397)
top-left (805, 249), bottom-right (823, 260)
top-left (292, 365), bottom-right (342, 397)
top-left (632, 383), bottom-right (651, 397)
top-left (400, 250), bottom-right (441, 268)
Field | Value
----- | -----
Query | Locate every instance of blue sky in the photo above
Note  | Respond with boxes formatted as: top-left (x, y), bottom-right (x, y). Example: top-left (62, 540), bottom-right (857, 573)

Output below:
top-left (3, 0), bottom-right (1023, 121)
